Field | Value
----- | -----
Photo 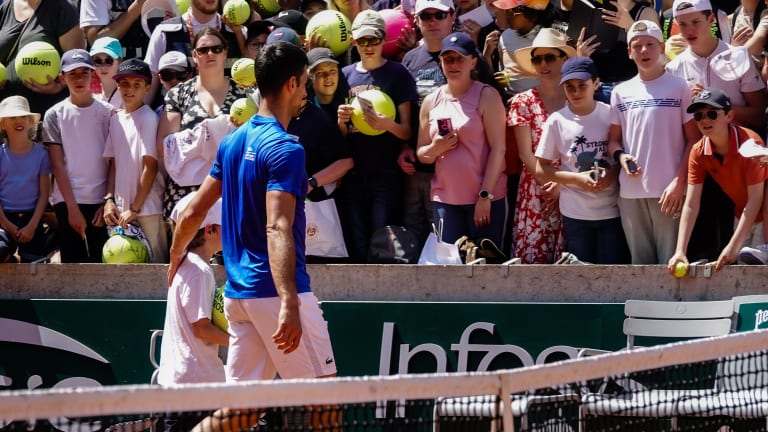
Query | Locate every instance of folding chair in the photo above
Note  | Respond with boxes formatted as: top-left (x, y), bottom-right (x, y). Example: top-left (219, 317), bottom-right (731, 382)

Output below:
top-left (579, 299), bottom-right (735, 431)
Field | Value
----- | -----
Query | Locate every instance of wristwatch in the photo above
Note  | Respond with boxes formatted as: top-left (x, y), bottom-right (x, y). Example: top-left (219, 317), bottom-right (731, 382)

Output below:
top-left (103, 194), bottom-right (115, 204)
top-left (308, 177), bottom-right (319, 189)
top-left (478, 189), bottom-right (494, 200)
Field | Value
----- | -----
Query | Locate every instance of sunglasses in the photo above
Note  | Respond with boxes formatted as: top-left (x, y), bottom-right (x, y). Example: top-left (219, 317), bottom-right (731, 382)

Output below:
top-left (531, 53), bottom-right (563, 65)
top-left (159, 70), bottom-right (189, 81)
top-left (418, 11), bottom-right (450, 21)
top-left (357, 37), bottom-right (383, 47)
top-left (194, 45), bottom-right (225, 55)
top-left (693, 110), bottom-right (721, 121)
top-left (93, 57), bottom-right (115, 66)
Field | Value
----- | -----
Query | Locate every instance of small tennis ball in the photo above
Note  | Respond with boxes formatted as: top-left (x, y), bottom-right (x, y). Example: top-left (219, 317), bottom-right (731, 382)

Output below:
top-left (674, 262), bottom-right (687, 278)
top-left (230, 97), bottom-right (258, 125)
top-left (176, 0), bottom-right (190, 14)
top-left (0, 63), bottom-right (6, 84)
top-left (15, 41), bottom-right (61, 85)
top-left (230, 58), bottom-right (255, 87)
top-left (212, 285), bottom-right (228, 332)
top-left (223, 0), bottom-right (250, 25)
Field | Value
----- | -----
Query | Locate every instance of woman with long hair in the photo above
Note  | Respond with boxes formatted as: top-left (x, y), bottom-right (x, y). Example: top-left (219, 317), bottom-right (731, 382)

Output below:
top-left (508, 28), bottom-right (574, 263)
top-left (156, 27), bottom-right (250, 218)
top-left (416, 32), bottom-right (507, 245)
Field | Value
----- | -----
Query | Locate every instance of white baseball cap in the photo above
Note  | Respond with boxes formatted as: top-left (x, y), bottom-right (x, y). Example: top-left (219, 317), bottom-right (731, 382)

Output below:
top-left (627, 20), bottom-right (664, 44)
top-left (415, 0), bottom-right (454, 14)
top-left (170, 192), bottom-right (222, 228)
top-left (158, 51), bottom-right (189, 72)
top-left (672, 0), bottom-right (712, 18)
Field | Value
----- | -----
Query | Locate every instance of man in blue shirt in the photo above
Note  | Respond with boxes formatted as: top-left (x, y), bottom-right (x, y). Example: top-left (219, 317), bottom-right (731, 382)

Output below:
top-left (169, 42), bottom-right (336, 391)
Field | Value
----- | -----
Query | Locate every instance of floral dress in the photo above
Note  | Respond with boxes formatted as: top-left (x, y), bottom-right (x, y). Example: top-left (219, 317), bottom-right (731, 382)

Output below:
top-left (163, 77), bottom-right (249, 218)
top-left (507, 88), bottom-right (566, 264)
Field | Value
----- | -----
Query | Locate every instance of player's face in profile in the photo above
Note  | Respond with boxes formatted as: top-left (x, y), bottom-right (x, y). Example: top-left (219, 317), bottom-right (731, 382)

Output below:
top-left (291, 69), bottom-right (309, 117)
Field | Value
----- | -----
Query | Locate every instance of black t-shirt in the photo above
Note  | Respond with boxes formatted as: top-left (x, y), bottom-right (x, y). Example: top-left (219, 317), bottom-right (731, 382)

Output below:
top-left (0, 0), bottom-right (79, 114)
top-left (288, 103), bottom-right (352, 201)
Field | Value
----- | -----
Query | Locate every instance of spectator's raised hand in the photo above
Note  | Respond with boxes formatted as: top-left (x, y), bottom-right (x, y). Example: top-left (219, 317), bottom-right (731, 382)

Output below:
top-left (602, 1), bottom-right (633, 30)
top-left (575, 27), bottom-right (600, 57)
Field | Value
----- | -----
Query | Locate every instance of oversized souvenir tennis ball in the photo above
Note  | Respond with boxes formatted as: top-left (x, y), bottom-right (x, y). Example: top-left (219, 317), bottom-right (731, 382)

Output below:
top-left (252, 0), bottom-right (279, 16)
top-left (14, 42), bottom-right (61, 85)
top-left (102, 234), bottom-right (149, 263)
top-left (379, 9), bottom-right (412, 59)
top-left (0, 63), bottom-right (6, 85)
top-left (306, 10), bottom-right (352, 56)
top-left (351, 89), bottom-right (396, 136)
top-left (223, 0), bottom-right (250, 25)
top-left (673, 262), bottom-right (687, 278)
top-left (231, 58), bottom-right (255, 87)
top-left (176, 0), bottom-right (190, 14)
top-left (230, 97), bottom-right (258, 124)
top-left (212, 285), bottom-right (228, 332)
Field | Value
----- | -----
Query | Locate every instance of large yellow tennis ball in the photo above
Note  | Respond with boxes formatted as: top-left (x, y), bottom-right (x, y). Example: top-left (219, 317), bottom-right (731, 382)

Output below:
top-left (102, 235), bottom-right (149, 263)
top-left (15, 42), bottom-right (61, 85)
top-left (212, 285), bottom-right (228, 332)
top-left (306, 10), bottom-right (352, 56)
top-left (176, 0), bottom-right (190, 14)
top-left (230, 97), bottom-right (258, 124)
top-left (351, 89), bottom-right (396, 136)
top-left (230, 58), bottom-right (255, 87)
top-left (674, 262), bottom-right (687, 278)
top-left (252, 0), bottom-right (279, 16)
top-left (223, 0), bottom-right (250, 25)
top-left (0, 63), bottom-right (6, 85)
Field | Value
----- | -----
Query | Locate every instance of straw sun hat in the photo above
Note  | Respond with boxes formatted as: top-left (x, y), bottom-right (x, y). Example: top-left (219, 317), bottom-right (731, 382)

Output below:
top-left (513, 28), bottom-right (576, 75)
top-left (0, 96), bottom-right (40, 124)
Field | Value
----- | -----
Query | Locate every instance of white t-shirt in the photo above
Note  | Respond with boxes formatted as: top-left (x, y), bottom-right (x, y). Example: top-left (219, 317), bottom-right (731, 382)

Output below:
top-left (43, 98), bottom-right (112, 205)
top-left (536, 102), bottom-right (619, 221)
top-left (610, 72), bottom-right (692, 199)
top-left (665, 40), bottom-right (765, 107)
top-left (158, 252), bottom-right (225, 385)
top-left (80, 0), bottom-right (117, 29)
top-left (103, 105), bottom-right (164, 216)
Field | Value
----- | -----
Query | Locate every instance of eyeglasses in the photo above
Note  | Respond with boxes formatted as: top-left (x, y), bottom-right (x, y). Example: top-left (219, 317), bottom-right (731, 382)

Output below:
top-left (93, 57), bottom-right (115, 66)
top-left (313, 69), bottom-right (338, 80)
top-left (356, 37), bottom-right (383, 47)
top-left (194, 45), bottom-right (225, 55)
top-left (693, 110), bottom-right (721, 121)
top-left (159, 70), bottom-right (189, 82)
top-left (418, 11), bottom-right (450, 21)
top-left (531, 53), bottom-right (564, 65)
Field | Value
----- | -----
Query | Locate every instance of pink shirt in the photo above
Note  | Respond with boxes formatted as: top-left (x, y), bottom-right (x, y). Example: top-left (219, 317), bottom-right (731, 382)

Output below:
top-left (428, 81), bottom-right (506, 205)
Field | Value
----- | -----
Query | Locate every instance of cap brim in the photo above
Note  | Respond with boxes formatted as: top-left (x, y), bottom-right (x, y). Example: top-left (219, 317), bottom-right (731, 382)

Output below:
top-left (113, 72), bottom-right (151, 82)
top-left (560, 71), bottom-right (593, 85)
top-left (90, 48), bottom-right (121, 59)
top-left (309, 58), bottom-right (338, 70)
top-left (415, 3), bottom-right (451, 13)
top-left (513, 45), bottom-right (576, 75)
top-left (61, 63), bottom-right (95, 73)
top-left (686, 101), bottom-right (724, 113)
top-left (352, 28), bottom-right (385, 40)
top-left (159, 64), bottom-right (187, 71)
top-left (265, 19), bottom-right (289, 28)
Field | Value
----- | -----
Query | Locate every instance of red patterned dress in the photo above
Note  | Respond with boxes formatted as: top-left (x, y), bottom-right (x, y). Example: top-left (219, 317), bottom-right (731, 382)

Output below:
top-left (507, 88), bottom-right (566, 264)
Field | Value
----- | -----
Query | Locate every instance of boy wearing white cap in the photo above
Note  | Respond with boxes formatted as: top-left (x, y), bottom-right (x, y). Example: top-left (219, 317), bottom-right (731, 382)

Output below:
top-left (608, 20), bottom-right (700, 264)
top-left (158, 192), bottom-right (227, 431)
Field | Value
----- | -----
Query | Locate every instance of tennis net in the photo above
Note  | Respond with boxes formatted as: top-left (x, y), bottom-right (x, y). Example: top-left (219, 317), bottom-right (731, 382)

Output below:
top-left (0, 329), bottom-right (766, 431)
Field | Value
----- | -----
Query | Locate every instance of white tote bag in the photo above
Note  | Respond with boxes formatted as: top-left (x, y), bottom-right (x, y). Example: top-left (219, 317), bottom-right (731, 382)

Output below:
top-left (418, 219), bottom-right (462, 265)
top-left (305, 199), bottom-right (348, 258)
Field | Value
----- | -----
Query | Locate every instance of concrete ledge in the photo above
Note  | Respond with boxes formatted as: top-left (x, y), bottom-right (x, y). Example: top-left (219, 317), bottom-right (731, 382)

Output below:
top-left (1, 263), bottom-right (766, 302)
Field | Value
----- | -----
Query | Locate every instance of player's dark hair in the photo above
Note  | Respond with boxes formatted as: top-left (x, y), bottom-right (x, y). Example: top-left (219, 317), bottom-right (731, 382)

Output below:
top-left (256, 42), bottom-right (308, 99)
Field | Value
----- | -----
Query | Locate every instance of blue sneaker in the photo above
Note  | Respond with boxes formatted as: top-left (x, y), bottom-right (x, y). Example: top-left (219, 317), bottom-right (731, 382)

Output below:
top-left (738, 244), bottom-right (768, 265)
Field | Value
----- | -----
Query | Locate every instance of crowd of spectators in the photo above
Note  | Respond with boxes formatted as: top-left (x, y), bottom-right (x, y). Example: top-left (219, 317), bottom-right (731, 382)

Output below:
top-left (1, 0), bottom-right (767, 269)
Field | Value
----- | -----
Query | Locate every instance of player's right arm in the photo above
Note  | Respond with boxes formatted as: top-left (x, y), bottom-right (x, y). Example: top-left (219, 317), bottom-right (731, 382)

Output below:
top-left (266, 189), bottom-right (302, 355)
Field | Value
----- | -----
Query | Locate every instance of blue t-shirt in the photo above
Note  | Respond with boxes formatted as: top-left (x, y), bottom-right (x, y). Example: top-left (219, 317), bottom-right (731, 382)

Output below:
top-left (210, 115), bottom-right (310, 299)
top-left (0, 142), bottom-right (51, 211)
top-left (343, 60), bottom-right (418, 172)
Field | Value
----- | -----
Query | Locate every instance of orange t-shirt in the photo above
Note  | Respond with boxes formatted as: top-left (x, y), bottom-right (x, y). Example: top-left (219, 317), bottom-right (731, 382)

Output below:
top-left (688, 125), bottom-right (768, 221)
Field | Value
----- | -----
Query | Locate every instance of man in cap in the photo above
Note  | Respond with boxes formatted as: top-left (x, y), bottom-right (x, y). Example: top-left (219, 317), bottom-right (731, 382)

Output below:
top-left (669, 88), bottom-right (768, 271)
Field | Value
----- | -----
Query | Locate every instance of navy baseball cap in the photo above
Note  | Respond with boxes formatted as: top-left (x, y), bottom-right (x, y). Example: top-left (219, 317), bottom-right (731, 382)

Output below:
top-left (265, 10), bottom-right (308, 35)
top-left (113, 58), bottom-right (153, 82)
top-left (559, 56), bottom-right (597, 85)
top-left (61, 49), bottom-right (94, 72)
top-left (440, 32), bottom-right (476, 57)
top-left (266, 27), bottom-right (301, 47)
top-left (686, 88), bottom-right (732, 113)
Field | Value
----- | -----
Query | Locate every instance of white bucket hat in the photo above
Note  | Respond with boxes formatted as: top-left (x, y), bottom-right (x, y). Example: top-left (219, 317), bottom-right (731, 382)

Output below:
top-left (513, 28), bottom-right (576, 75)
top-left (0, 96), bottom-right (40, 124)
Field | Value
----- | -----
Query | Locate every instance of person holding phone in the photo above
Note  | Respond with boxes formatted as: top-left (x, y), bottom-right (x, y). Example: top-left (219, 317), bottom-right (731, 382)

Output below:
top-left (416, 32), bottom-right (507, 246)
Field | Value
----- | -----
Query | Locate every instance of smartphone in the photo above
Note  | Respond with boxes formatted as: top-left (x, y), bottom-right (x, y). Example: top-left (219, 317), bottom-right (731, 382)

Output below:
top-left (626, 160), bottom-right (639, 174)
top-left (437, 118), bottom-right (452, 136)
top-left (357, 96), bottom-right (376, 116)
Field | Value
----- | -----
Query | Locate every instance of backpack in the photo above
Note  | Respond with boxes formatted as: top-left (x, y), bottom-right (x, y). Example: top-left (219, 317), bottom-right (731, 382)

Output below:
top-left (368, 226), bottom-right (419, 264)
